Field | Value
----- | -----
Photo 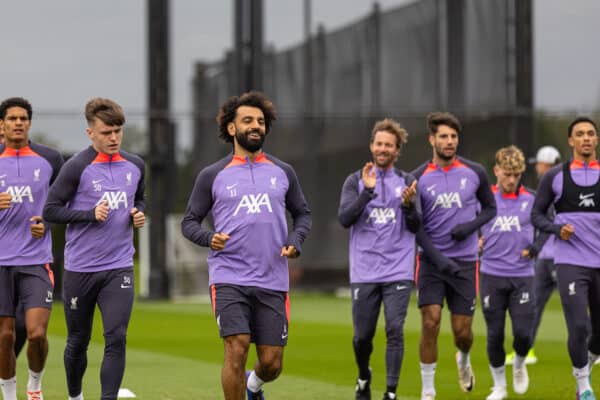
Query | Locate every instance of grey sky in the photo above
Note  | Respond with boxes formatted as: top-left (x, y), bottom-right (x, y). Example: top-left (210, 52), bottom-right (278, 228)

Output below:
top-left (0, 0), bottom-right (599, 152)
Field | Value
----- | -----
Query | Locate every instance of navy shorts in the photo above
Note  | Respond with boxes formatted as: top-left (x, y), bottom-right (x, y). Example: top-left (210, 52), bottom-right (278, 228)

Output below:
top-left (417, 257), bottom-right (477, 316)
top-left (211, 284), bottom-right (289, 346)
top-left (479, 273), bottom-right (535, 318)
top-left (0, 264), bottom-right (54, 317)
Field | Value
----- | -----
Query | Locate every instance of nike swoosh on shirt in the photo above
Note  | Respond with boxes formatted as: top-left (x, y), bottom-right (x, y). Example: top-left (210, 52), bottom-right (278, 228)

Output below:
top-left (579, 193), bottom-right (594, 199)
top-left (92, 179), bottom-right (104, 185)
top-left (226, 183), bottom-right (238, 190)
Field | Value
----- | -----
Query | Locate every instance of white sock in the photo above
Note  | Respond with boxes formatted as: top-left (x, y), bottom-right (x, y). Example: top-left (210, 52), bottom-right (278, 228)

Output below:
top-left (246, 371), bottom-right (264, 393)
top-left (573, 364), bottom-right (592, 393)
top-left (27, 369), bottom-right (44, 392)
top-left (489, 365), bottom-right (506, 388)
top-left (514, 354), bottom-right (526, 369)
top-left (385, 393), bottom-right (396, 399)
top-left (0, 376), bottom-right (17, 400)
top-left (457, 351), bottom-right (470, 369)
top-left (68, 393), bottom-right (84, 400)
top-left (420, 362), bottom-right (436, 395)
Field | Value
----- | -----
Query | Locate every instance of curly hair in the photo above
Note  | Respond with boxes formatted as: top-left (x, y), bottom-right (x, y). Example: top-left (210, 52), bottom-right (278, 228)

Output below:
top-left (216, 91), bottom-right (277, 143)
top-left (370, 118), bottom-right (408, 149)
top-left (0, 97), bottom-right (33, 120)
top-left (495, 145), bottom-right (526, 173)
top-left (427, 111), bottom-right (462, 135)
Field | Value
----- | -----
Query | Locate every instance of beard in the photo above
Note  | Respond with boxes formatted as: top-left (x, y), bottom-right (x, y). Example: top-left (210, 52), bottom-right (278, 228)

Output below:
top-left (372, 152), bottom-right (396, 168)
top-left (235, 128), bottom-right (265, 153)
top-left (434, 144), bottom-right (455, 161)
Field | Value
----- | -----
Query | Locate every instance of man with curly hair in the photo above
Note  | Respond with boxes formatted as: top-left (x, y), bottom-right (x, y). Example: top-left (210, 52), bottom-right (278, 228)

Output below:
top-left (182, 91), bottom-right (311, 400)
top-left (479, 146), bottom-right (547, 400)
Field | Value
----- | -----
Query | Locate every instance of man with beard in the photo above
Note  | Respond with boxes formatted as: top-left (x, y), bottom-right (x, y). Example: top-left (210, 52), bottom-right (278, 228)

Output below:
top-left (181, 91), bottom-right (311, 400)
top-left (339, 118), bottom-right (421, 400)
top-left (532, 117), bottom-right (600, 400)
top-left (411, 112), bottom-right (496, 400)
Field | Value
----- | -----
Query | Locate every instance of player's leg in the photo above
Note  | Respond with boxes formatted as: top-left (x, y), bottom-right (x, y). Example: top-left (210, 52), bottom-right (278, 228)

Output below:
top-left (212, 284), bottom-right (252, 400)
top-left (508, 277), bottom-right (535, 395)
top-left (587, 269), bottom-right (600, 366)
top-left (381, 281), bottom-right (412, 398)
top-left (556, 264), bottom-right (593, 397)
top-left (96, 268), bottom-right (134, 400)
top-left (13, 302), bottom-right (26, 358)
top-left (63, 270), bottom-right (98, 400)
top-left (480, 273), bottom-right (508, 400)
top-left (0, 266), bottom-right (18, 400)
top-left (528, 259), bottom-right (555, 363)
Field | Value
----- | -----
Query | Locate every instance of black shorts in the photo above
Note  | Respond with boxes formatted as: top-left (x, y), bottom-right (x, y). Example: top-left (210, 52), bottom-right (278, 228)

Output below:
top-left (0, 264), bottom-right (54, 317)
top-left (479, 273), bottom-right (535, 318)
top-left (417, 257), bottom-right (477, 316)
top-left (211, 284), bottom-right (289, 346)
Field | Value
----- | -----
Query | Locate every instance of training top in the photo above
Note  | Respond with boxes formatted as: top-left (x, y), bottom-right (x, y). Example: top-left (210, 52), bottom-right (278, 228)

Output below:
top-left (480, 185), bottom-right (547, 277)
top-left (532, 159), bottom-right (600, 268)
top-left (412, 157), bottom-right (496, 263)
top-left (181, 153), bottom-right (311, 292)
top-left (537, 204), bottom-right (555, 261)
top-left (338, 167), bottom-right (421, 283)
top-left (0, 142), bottom-right (63, 266)
top-left (43, 146), bottom-right (145, 272)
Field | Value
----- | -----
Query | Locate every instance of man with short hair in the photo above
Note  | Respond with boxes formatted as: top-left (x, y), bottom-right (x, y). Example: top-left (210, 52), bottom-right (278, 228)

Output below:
top-left (0, 97), bottom-right (64, 400)
top-left (339, 118), bottom-right (420, 400)
top-left (532, 117), bottom-right (600, 400)
top-left (182, 91), bottom-right (311, 400)
top-left (412, 112), bottom-right (496, 400)
top-left (479, 145), bottom-right (548, 400)
top-left (43, 98), bottom-right (146, 400)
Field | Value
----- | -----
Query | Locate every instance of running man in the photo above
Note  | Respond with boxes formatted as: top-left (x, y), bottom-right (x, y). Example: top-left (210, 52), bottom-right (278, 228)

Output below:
top-left (181, 91), bottom-right (311, 400)
top-left (531, 117), bottom-right (600, 400)
top-left (339, 118), bottom-right (421, 400)
top-left (43, 98), bottom-right (145, 400)
top-left (0, 97), bottom-right (64, 400)
top-left (479, 146), bottom-right (548, 400)
top-left (412, 112), bottom-right (496, 400)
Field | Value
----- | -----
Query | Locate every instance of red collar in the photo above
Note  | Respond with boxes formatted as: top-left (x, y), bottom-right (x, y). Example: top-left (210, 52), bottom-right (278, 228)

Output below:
top-left (0, 145), bottom-right (37, 157)
top-left (92, 152), bottom-right (125, 163)
top-left (571, 159), bottom-right (600, 170)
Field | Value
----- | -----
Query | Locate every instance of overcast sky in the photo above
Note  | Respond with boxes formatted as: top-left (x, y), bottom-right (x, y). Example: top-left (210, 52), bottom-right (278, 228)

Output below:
top-left (0, 0), bottom-right (599, 152)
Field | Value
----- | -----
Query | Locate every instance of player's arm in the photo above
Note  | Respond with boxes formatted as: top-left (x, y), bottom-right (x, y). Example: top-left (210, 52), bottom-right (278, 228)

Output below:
top-left (338, 171), bottom-right (376, 228)
top-left (43, 158), bottom-right (97, 224)
top-left (181, 168), bottom-right (217, 247)
top-left (401, 173), bottom-right (421, 233)
top-left (531, 170), bottom-right (563, 237)
top-left (450, 164), bottom-right (496, 241)
top-left (283, 164), bottom-right (312, 257)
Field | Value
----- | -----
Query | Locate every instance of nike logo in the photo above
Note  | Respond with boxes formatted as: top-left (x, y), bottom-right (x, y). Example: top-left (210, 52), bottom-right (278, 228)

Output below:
top-left (92, 179), bottom-right (104, 185)
top-left (121, 284), bottom-right (132, 289)
top-left (226, 183), bottom-right (238, 190)
top-left (0, 175), bottom-right (6, 179)
top-left (281, 333), bottom-right (288, 339)
top-left (396, 285), bottom-right (408, 290)
top-left (45, 298), bottom-right (53, 303)
top-left (426, 184), bottom-right (436, 192)
top-left (579, 193), bottom-right (594, 200)
top-left (519, 299), bottom-right (529, 304)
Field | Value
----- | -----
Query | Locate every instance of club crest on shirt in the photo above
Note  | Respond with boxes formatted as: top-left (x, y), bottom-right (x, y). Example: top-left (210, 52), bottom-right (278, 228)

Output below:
top-left (33, 168), bottom-right (40, 182)
top-left (126, 172), bottom-right (132, 186)
top-left (521, 201), bottom-right (529, 212)
top-left (270, 176), bottom-right (277, 188)
top-left (460, 177), bottom-right (467, 190)
top-left (395, 186), bottom-right (403, 198)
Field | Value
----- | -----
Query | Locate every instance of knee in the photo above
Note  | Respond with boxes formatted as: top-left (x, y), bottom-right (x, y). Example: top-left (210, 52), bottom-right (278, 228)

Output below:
top-left (0, 329), bottom-right (15, 348)
top-left (27, 325), bottom-right (48, 345)
top-left (259, 355), bottom-right (283, 381)
top-left (354, 329), bottom-right (375, 345)
top-left (224, 337), bottom-right (250, 371)
top-left (385, 325), bottom-right (404, 347)
top-left (66, 333), bottom-right (91, 355)
top-left (422, 315), bottom-right (441, 337)
top-left (104, 331), bottom-right (127, 352)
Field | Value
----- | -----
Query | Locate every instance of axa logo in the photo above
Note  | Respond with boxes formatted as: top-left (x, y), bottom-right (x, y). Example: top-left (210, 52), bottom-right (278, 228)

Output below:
top-left (367, 207), bottom-right (396, 224)
top-left (431, 192), bottom-right (462, 210)
top-left (97, 191), bottom-right (128, 210)
top-left (233, 193), bottom-right (273, 216)
top-left (6, 185), bottom-right (34, 203)
top-left (491, 215), bottom-right (522, 232)
top-left (579, 193), bottom-right (595, 207)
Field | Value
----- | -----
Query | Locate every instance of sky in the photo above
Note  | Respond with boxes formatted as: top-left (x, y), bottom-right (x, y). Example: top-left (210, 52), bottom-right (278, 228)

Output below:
top-left (0, 0), bottom-right (599, 152)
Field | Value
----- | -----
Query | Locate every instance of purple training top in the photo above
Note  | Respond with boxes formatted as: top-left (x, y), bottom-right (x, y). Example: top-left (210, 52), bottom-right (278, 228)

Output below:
top-left (43, 146), bottom-right (145, 272)
top-left (181, 153), bottom-right (311, 292)
top-left (0, 142), bottom-right (63, 266)
top-left (338, 167), bottom-right (421, 283)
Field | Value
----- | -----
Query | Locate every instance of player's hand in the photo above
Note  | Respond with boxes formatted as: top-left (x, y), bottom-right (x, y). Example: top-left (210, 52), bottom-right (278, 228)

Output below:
top-left (450, 223), bottom-right (470, 242)
top-left (478, 236), bottom-right (484, 254)
top-left (559, 224), bottom-right (574, 240)
top-left (438, 257), bottom-right (461, 276)
top-left (281, 245), bottom-right (299, 258)
top-left (95, 200), bottom-right (109, 222)
top-left (30, 216), bottom-right (45, 239)
top-left (361, 162), bottom-right (376, 190)
top-left (130, 207), bottom-right (145, 228)
top-left (401, 181), bottom-right (417, 206)
top-left (0, 192), bottom-right (12, 210)
top-left (521, 248), bottom-right (531, 259)
top-left (210, 232), bottom-right (230, 251)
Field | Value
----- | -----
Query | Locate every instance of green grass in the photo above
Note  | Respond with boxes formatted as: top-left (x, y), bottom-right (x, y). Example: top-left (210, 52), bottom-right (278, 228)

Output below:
top-left (13, 291), bottom-right (589, 399)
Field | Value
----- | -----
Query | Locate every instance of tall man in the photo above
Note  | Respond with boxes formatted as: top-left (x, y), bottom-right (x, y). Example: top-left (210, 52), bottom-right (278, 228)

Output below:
top-left (182, 91), bottom-right (311, 400)
top-left (479, 146), bottom-right (548, 400)
top-left (43, 98), bottom-right (145, 400)
top-left (531, 117), bottom-right (600, 400)
top-left (412, 112), bottom-right (496, 400)
top-left (0, 97), bottom-right (63, 400)
top-left (339, 119), bottom-right (421, 400)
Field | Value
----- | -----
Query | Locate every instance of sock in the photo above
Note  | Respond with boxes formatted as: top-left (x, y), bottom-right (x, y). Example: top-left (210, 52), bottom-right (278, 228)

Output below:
top-left (0, 376), bottom-right (17, 400)
top-left (589, 351), bottom-right (600, 365)
top-left (420, 362), bottom-right (436, 395)
top-left (246, 371), bottom-right (264, 393)
top-left (68, 394), bottom-right (84, 400)
top-left (27, 369), bottom-right (44, 392)
top-left (386, 385), bottom-right (397, 395)
top-left (514, 354), bottom-right (526, 369)
top-left (573, 365), bottom-right (592, 394)
top-left (385, 392), bottom-right (396, 399)
top-left (457, 350), bottom-right (470, 369)
top-left (489, 365), bottom-right (506, 388)
top-left (357, 378), bottom-right (369, 391)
